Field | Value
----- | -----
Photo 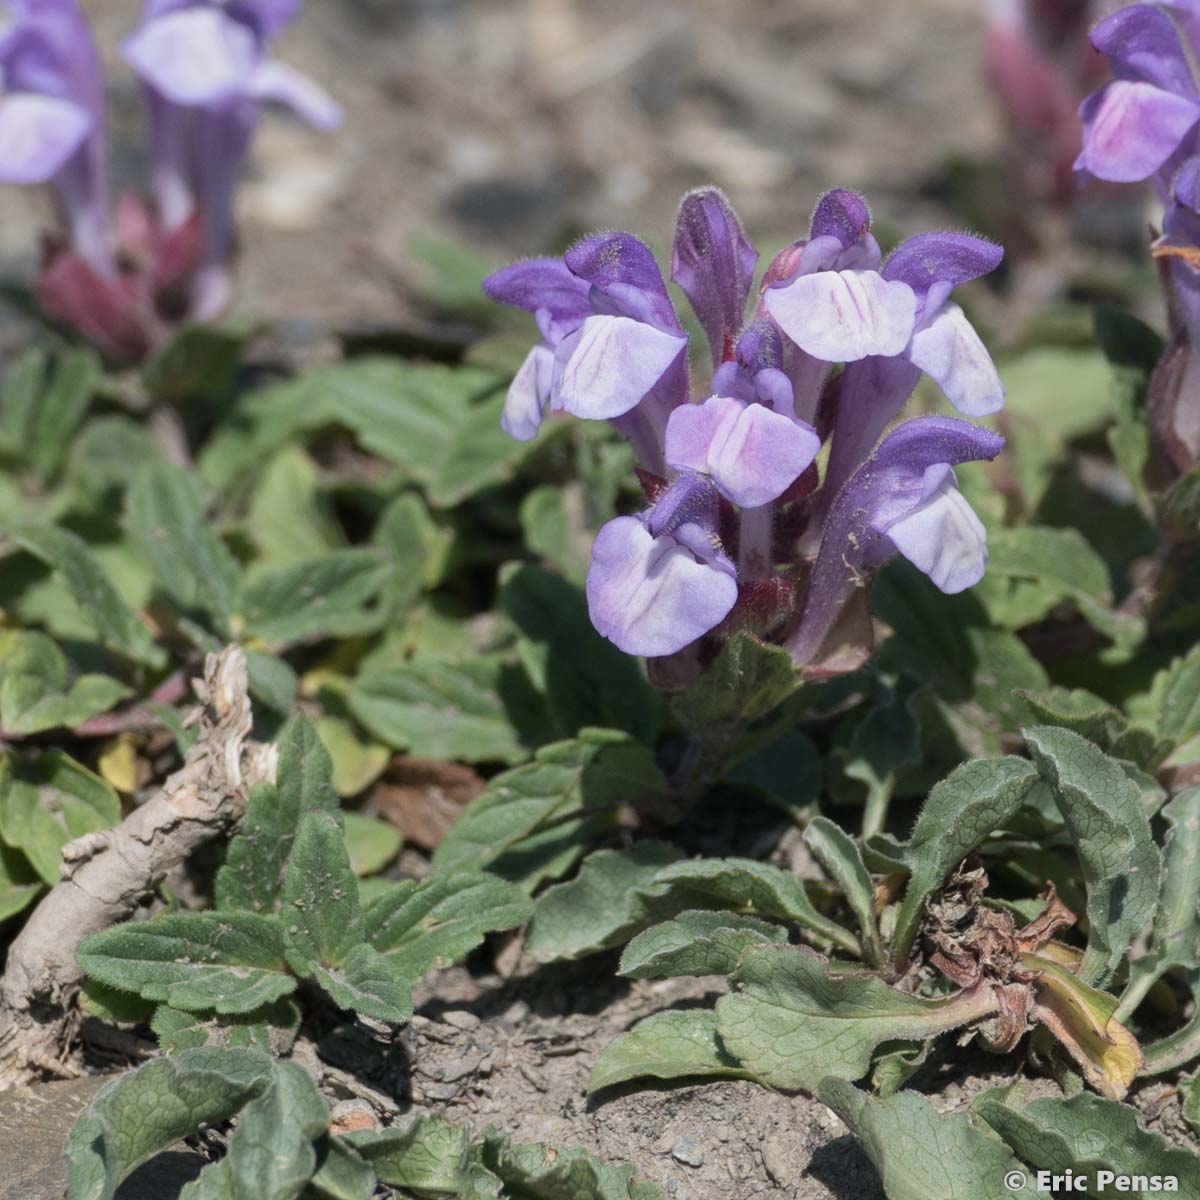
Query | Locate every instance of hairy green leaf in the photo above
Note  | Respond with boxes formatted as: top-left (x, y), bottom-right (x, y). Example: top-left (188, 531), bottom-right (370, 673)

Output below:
top-left (308, 1137), bottom-right (376, 1200)
top-left (803, 816), bottom-right (884, 966)
top-left (0, 631), bottom-right (129, 734)
top-left (871, 756), bottom-right (1039, 967)
top-left (977, 1091), bottom-right (1199, 1200)
top-left (715, 945), bottom-right (996, 1090)
top-left (821, 1079), bottom-right (1051, 1199)
top-left (0, 751), bottom-right (120, 884)
top-left (0, 841), bottom-right (41, 922)
top-left (126, 463), bottom-right (240, 629)
top-left (363, 870), bottom-right (532, 979)
top-left (151, 998), bottom-right (301, 1056)
top-left (619, 910), bottom-right (786, 979)
top-left (238, 550), bottom-right (391, 644)
top-left (216, 712), bottom-right (337, 913)
top-left (1025, 726), bottom-right (1161, 987)
top-left (77, 911), bottom-right (296, 1014)
top-left (589, 1008), bottom-right (760, 1093)
top-left (349, 659), bottom-right (530, 765)
top-left (525, 842), bottom-right (682, 963)
top-left (341, 812), bottom-right (401, 877)
top-left (431, 730), bottom-right (664, 889)
top-left (8, 524), bottom-right (164, 666)
top-left (346, 1117), bottom-right (469, 1194)
top-left (66, 1047), bottom-right (275, 1200)
top-left (630, 857), bottom-right (860, 956)
top-left (671, 631), bottom-right (800, 731)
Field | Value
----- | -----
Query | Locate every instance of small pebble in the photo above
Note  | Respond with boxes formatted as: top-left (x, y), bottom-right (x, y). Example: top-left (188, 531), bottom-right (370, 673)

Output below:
top-left (442, 1009), bottom-right (481, 1031)
top-left (670, 1135), bottom-right (705, 1167)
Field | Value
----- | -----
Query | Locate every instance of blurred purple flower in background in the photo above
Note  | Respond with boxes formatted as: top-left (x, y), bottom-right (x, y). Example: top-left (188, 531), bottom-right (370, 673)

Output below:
top-left (486, 188), bottom-right (1007, 677)
top-left (124, 0), bottom-right (341, 320)
top-left (0, 0), bottom-right (339, 359)
top-left (1080, 1), bottom-right (1200, 506)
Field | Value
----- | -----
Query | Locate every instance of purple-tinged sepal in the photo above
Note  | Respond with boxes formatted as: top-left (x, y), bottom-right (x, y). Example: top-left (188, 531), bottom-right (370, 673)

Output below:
top-left (671, 187), bottom-right (758, 365)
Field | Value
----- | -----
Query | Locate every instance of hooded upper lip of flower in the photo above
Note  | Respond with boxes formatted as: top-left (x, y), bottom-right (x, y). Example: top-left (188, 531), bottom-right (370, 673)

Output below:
top-left (786, 416), bottom-right (1004, 667)
top-left (1075, 2), bottom-right (1200, 185)
top-left (482, 232), bottom-right (689, 441)
top-left (763, 223), bottom-right (1006, 421)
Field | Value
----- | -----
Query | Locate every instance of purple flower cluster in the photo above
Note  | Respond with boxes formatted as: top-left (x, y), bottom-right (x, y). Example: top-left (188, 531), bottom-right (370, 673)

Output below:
top-left (1077, 1), bottom-right (1200, 474)
top-left (0, 0), bottom-right (339, 359)
top-left (485, 189), bottom-right (1006, 676)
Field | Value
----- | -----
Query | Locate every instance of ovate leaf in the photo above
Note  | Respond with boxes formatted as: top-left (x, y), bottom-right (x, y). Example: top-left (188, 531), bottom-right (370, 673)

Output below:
top-left (238, 550), bottom-right (391, 644)
top-left (346, 1117), bottom-right (469, 1194)
top-left (126, 463), bottom-right (240, 629)
top-left (715, 944), bottom-right (997, 1090)
top-left (589, 1009), bottom-right (761, 1093)
top-left (524, 842), bottom-right (682, 963)
top-left (618, 910), bottom-right (786, 979)
top-left (803, 815), bottom-right (884, 967)
top-left (1025, 726), bottom-right (1161, 987)
top-left (65, 1047), bottom-right (275, 1200)
top-left (9, 524), bottom-right (164, 666)
top-left (820, 1079), bottom-right (1051, 1200)
top-left (0, 751), bottom-right (120, 884)
top-left (977, 1091), bottom-right (1200, 1200)
top-left (0, 631), bottom-right (129, 734)
top-left (216, 712), bottom-right (337, 913)
top-left (349, 660), bottom-right (531, 765)
top-left (77, 911), bottom-right (296, 1014)
top-left (363, 870), bottom-right (532, 980)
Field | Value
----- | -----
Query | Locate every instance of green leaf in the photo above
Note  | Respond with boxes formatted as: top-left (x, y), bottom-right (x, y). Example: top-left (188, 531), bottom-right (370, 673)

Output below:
top-left (589, 1008), bottom-right (761, 1093)
top-left (1150, 644), bottom-right (1200, 744)
top-left (519, 484), bottom-right (591, 583)
top-left (279, 811), bottom-right (411, 1022)
top-left (471, 1130), bottom-right (666, 1200)
top-left (0, 841), bottom-right (41, 922)
top-left (1025, 726), bottom-right (1162, 987)
top-left (431, 730), bottom-right (665, 889)
top-left (870, 1041), bottom-right (931, 1098)
top-left (77, 911), bottom-right (296, 1014)
top-left (499, 563), bottom-right (659, 745)
top-left (65, 1047), bottom-right (275, 1200)
top-left (126, 463), bottom-right (240, 628)
top-left (349, 659), bottom-right (531, 765)
top-left (238, 550), bottom-right (391, 644)
top-left (1185, 1075), bottom-right (1200, 1136)
top-left (8, 524), bottom-right (164, 666)
top-left (618, 910), bottom-right (786, 979)
top-left (374, 491), bottom-right (454, 618)
top-left (630, 857), bottom-right (861, 957)
top-left (1120, 787), bottom-right (1200, 1020)
top-left (975, 526), bottom-right (1141, 649)
top-left (0, 751), bottom-right (120, 884)
top-left (363, 870), bottom-right (533, 980)
top-left (715, 945), bottom-right (997, 1090)
top-left (347, 1117), bottom-right (469, 1194)
top-left (872, 562), bottom-right (1049, 752)
top-left (878, 756), bottom-right (1040, 967)
top-left (244, 649), bottom-right (299, 714)
top-left (245, 445), bottom-right (342, 568)
top-left (342, 812), bottom-right (401, 877)
top-left (216, 712), bottom-right (337, 913)
top-left (0, 631), bottom-right (130, 734)
top-left (0, 347), bottom-right (97, 482)
top-left (977, 1091), bottom-right (1200, 1200)
top-left (524, 841), bottom-right (683, 963)
top-left (315, 716), bottom-right (389, 799)
top-left (820, 1079), bottom-right (1051, 1200)
top-left (151, 997), bottom-right (301, 1056)
top-left (671, 631), bottom-right (801, 731)
top-left (803, 816), bottom-right (884, 967)
top-left (308, 1138), bottom-right (376, 1200)
top-left (1018, 687), bottom-right (1169, 770)
top-left (142, 323), bottom-right (251, 404)
top-left (311, 942), bottom-right (412, 1024)
top-left (222, 1058), bottom-right (328, 1200)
